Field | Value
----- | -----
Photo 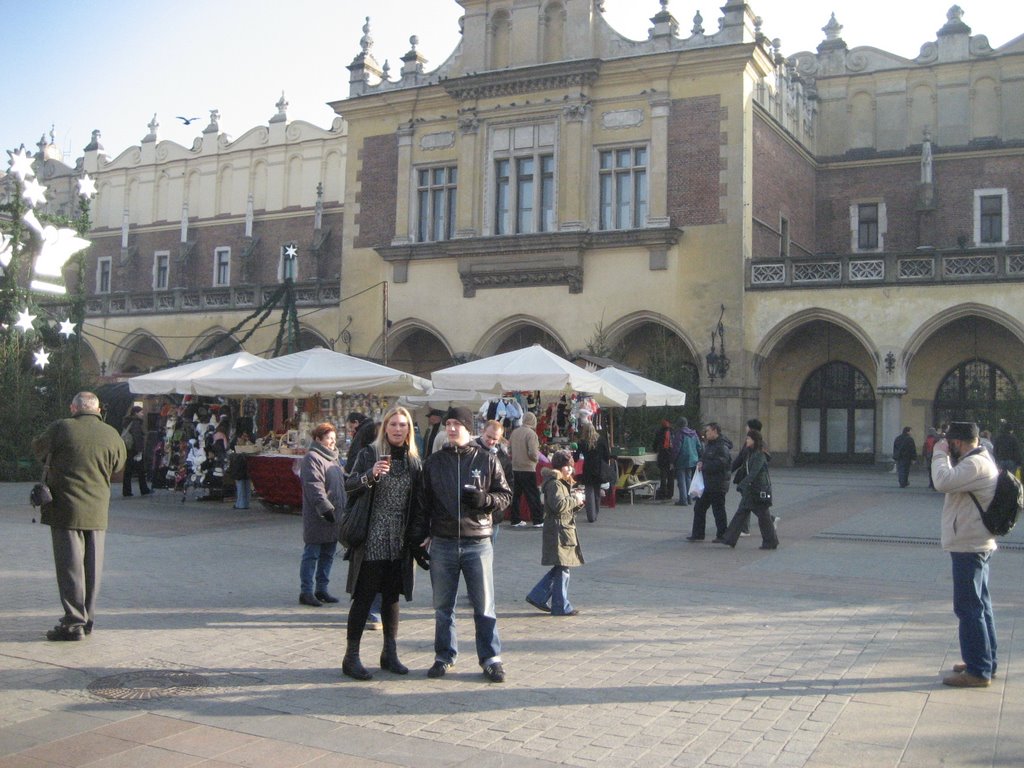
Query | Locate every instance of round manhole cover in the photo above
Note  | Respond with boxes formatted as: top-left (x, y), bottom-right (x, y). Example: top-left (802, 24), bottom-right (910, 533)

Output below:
top-left (88, 670), bottom-right (208, 701)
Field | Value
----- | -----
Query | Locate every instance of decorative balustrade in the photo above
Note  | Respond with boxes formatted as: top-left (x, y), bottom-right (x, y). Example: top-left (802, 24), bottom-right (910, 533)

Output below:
top-left (750, 250), bottom-right (1023, 289)
top-left (85, 281), bottom-right (340, 316)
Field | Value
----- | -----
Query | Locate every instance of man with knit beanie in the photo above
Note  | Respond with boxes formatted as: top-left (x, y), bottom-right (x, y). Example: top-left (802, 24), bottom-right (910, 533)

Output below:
top-left (410, 406), bottom-right (513, 683)
top-left (509, 412), bottom-right (544, 527)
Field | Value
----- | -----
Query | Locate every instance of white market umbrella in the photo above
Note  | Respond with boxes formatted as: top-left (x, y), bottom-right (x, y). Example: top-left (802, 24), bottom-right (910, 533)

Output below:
top-left (430, 345), bottom-right (629, 407)
top-left (593, 367), bottom-right (686, 408)
top-left (400, 387), bottom-right (490, 409)
top-left (192, 346), bottom-right (431, 398)
top-left (128, 351), bottom-right (263, 395)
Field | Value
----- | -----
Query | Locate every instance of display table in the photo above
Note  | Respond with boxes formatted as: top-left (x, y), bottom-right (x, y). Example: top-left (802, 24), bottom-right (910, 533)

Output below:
top-left (247, 453), bottom-right (303, 509)
top-left (611, 453), bottom-right (658, 504)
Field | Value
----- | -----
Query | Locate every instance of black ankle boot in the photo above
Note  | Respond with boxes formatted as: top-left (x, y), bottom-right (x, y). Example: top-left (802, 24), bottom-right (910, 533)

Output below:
top-left (342, 639), bottom-right (372, 680)
top-left (380, 636), bottom-right (409, 675)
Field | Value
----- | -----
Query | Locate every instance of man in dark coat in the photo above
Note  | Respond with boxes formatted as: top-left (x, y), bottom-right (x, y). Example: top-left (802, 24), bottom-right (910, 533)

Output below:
top-left (422, 409), bottom-right (445, 459)
top-left (32, 392), bottom-right (126, 641)
top-left (344, 412), bottom-right (377, 472)
top-left (687, 423), bottom-right (732, 542)
top-left (121, 405), bottom-right (150, 496)
top-left (892, 426), bottom-right (917, 488)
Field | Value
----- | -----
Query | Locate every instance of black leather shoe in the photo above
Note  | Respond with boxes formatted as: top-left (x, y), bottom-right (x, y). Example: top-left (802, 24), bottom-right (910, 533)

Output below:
top-left (299, 593), bottom-right (322, 607)
top-left (46, 624), bottom-right (84, 641)
top-left (314, 591), bottom-right (340, 603)
top-left (685, 536), bottom-right (704, 542)
top-left (525, 596), bottom-right (551, 613)
top-left (84, 621), bottom-right (93, 635)
top-left (427, 661), bottom-right (451, 678)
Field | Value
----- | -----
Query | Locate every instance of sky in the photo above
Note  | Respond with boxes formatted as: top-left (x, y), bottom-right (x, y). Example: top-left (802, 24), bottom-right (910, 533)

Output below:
top-left (3, 0), bottom-right (1018, 165)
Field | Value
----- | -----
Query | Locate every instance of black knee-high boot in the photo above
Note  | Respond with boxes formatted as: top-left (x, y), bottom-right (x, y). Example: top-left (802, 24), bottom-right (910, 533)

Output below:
top-left (343, 625), bottom-right (372, 680)
top-left (379, 600), bottom-right (408, 674)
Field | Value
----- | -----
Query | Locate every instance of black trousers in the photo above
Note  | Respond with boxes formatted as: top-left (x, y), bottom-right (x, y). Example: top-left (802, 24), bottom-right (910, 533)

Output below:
top-left (722, 505), bottom-right (778, 548)
top-left (511, 470), bottom-right (543, 524)
top-left (122, 455), bottom-right (149, 496)
top-left (691, 490), bottom-right (728, 539)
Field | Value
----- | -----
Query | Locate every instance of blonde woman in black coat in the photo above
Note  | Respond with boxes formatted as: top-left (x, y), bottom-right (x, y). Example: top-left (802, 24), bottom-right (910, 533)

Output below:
top-left (342, 405), bottom-right (422, 680)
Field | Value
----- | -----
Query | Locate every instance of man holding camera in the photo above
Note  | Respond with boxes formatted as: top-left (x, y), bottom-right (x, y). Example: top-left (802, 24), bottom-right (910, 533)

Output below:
top-left (931, 421), bottom-right (1000, 687)
top-left (410, 407), bottom-right (512, 683)
top-left (32, 392), bottom-right (126, 641)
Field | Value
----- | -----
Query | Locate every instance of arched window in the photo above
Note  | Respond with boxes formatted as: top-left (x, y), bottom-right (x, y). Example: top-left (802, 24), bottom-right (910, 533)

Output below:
top-left (798, 361), bottom-right (875, 462)
top-left (934, 360), bottom-right (1017, 430)
top-left (489, 11), bottom-right (511, 69)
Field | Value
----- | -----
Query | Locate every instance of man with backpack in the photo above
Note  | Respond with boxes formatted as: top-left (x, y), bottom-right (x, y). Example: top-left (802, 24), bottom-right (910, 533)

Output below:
top-left (931, 421), bottom-right (999, 688)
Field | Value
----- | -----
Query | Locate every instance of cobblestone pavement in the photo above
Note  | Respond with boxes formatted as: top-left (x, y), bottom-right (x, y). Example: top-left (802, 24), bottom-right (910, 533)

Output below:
top-left (1, 467), bottom-right (1022, 767)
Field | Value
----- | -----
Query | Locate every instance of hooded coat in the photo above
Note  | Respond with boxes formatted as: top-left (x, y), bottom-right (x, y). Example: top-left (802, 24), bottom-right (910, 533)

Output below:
top-left (539, 467), bottom-right (585, 567)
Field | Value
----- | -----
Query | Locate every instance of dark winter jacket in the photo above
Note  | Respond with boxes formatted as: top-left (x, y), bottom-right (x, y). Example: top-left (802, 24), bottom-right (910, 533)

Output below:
top-left (345, 419), bottom-right (377, 472)
top-left (892, 433), bottom-right (917, 463)
top-left (122, 413), bottom-right (145, 456)
top-left (32, 413), bottom-right (127, 530)
top-left (580, 434), bottom-right (610, 486)
top-left (700, 435), bottom-right (733, 494)
top-left (409, 441), bottom-right (512, 541)
top-left (736, 449), bottom-right (771, 509)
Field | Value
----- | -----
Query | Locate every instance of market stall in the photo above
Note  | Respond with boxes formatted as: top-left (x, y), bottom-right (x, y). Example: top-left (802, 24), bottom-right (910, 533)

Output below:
top-left (128, 347), bottom-right (432, 510)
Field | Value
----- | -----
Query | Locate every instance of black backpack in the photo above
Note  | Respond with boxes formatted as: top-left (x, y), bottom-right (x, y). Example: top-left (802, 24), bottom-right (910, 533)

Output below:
top-left (969, 468), bottom-right (1024, 537)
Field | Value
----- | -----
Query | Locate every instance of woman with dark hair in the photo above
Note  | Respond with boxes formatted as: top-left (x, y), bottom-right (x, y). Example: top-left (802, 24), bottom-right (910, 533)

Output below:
top-left (578, 419), bottom-right (610, 523)
top-left (525, 450), bottom-right (585, 616)
top-left (299, 423), bottom-right (345, 607)
top-left (718, 430), bottom-right (778, 550)
top-left (342, 405), bottom-right (422, 680)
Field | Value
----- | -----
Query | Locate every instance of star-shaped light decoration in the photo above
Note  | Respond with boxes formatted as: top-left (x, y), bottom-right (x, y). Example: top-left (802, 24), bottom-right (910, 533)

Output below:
top-left (284, 244), bottom-right (298, 258)
top-left (8, 148), bottom-right (34, 180)
top-left (14, 308), bottom-right (36, 333)
top-left (23, 210), bottom-right (91, 294)
top-left (33, 349), bottom-right (50, 370)
top-left (77, 174), bottom-right (97, 198)
top-left (22, 177), bottom-right (47, 207)
top-left (0, 231), bottom-right (12, 269)
top-left (58, 319), bottom-right (76, 337)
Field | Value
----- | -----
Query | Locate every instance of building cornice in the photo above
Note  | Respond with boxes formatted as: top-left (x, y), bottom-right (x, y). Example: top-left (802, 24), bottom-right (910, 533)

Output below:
top-left (441, 59), bottom-right (603, 102)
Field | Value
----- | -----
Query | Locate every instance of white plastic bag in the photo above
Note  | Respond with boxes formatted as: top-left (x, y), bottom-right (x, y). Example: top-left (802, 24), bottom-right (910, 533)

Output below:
top-left (688, 468), bottom-right (705, 499)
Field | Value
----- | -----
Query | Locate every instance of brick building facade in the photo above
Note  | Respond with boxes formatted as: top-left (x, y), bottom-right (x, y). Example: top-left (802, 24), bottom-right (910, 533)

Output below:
top-left (59, 1), bottom-right (1024, 464)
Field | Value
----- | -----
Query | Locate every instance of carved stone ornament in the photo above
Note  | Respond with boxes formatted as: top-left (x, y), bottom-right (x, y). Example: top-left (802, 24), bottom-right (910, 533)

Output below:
top-left (420, 131), bottom-right (456, 151)
top-left (601, 108), bottom-right (644, 130)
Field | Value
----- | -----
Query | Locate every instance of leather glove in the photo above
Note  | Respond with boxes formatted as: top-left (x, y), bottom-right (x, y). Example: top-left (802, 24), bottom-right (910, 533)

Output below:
top-left (412, 546), bottom-right (431, 571)
top-left (461, 487), bottom-right (488, 509)
top-left (320, 508), bottom-right (336, 523)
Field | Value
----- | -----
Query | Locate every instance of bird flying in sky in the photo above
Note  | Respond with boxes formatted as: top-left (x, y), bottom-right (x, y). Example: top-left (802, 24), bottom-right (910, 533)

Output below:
top-left (176, 116), bottom-right (201, 125)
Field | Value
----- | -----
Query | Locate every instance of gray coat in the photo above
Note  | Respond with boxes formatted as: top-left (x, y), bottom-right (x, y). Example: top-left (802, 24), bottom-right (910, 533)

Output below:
top-left (540, 468), bottom-right (584, 567)
top-left (300, 442), bottom-right (344, 544)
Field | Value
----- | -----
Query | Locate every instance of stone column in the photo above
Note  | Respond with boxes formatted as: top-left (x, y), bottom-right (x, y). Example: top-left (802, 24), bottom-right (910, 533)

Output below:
top-left (647, 97), bottom-right (671, 227)
top-left (391, 124), bottom-right (415, 245)
top-left (878, 385), bottom-right (907, 466)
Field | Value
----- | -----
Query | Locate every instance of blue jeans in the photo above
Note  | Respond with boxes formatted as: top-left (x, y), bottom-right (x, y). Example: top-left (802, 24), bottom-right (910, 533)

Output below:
top-left (675, 465), bottom-right (693, 504)
top-left (950, 551), bottom-right (997, 679)
top-left (429, 536), bottom-right (501, 667)
top-left (299, 541), bottom-right (336, 594)
top-left (527, 566), bottom-right (573, 615)
top-left (234, 478), bottom-right (251, 508)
